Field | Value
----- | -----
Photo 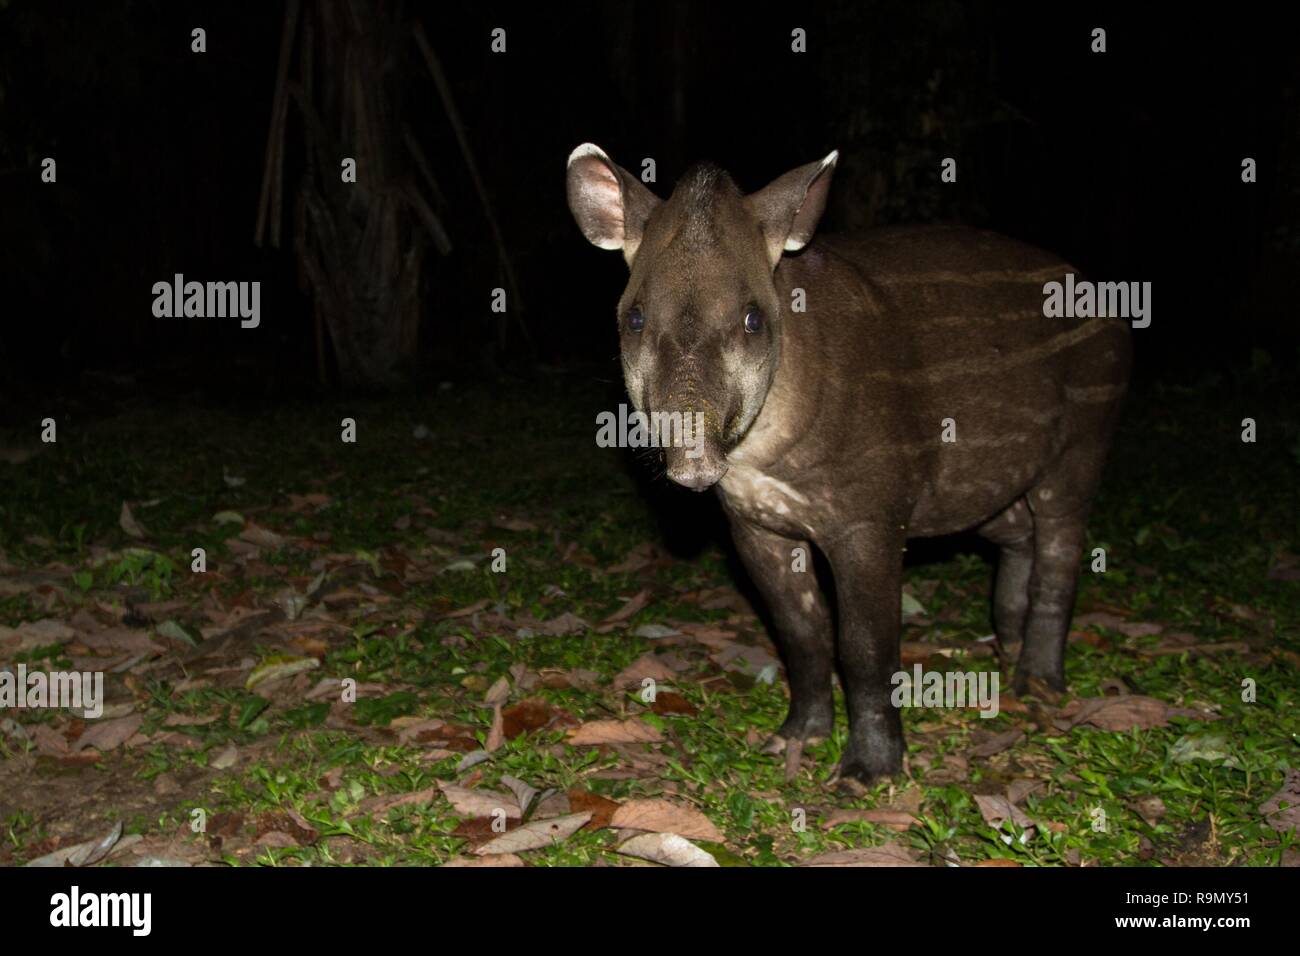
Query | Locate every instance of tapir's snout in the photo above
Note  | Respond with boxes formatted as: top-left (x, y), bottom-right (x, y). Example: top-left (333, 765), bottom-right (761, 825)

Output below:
top-left (652, 402), bottom-right (729, 491)
top-left (664, 442), bottom-right (728, 491)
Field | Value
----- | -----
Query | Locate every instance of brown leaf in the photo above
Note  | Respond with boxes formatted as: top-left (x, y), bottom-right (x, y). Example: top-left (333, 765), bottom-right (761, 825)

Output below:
top-left (359, 787), bottom-right (438, 815)
top-left (1260, 770), bottom-right (1300, 832)
top-left (971, 728), bottom-right (1024, 758)
top-left (439, 783), bottom-right (521, 819)
top-left (539, 612), bottom-right (589, 637)
top-left (613, 653), bottom-right (678, 690)
top-left (651, 691), bottom-right (698, 717)
top-left (901, 642), bottom-right (938, 665)
top-left (974, 794), bottom-right (1035, 830)
top-left (163, 713), bottom-right (220, 727)
top-left (803, 842), bottom-right (926, 867)
top-left (567, 719), bottom-right (664, 745)
top-left (30, 724), bottom-right (70, 756)
top-left (119, 502), bottom-right (148, 539)
top-left (485, 704), bottom-right (504, 752)
top-left (442, 853), bottom-right (527, 868)
top-left (602, 589), bottom-right (652, 625)
top-left (472, 812), bottom-right (592, 855)
top-left (609, 798), bottom-right (725, 842)
top-left (1132, 795), bottom-right (1167, 826)
top-left (617, 832), bottom-right (718, 867)
top-left (821, 808), bottom-right (920, 831)
top-left (491, 514), bottom-right (537, 532)
top-left (502, 698), bottom-right (557, 738)
top-left (606, 543), bottom-right (666, 574)
top-left (75, 714), bottom-right (144, 752)
top-left (1006, 779), bottom-right (1045, 806)
top-left (1114, 621), bottom-right (1164, 638)
top-left (443, 599), bottom-right (490, 620)
top-left (483, 675), bottom-right (511, 706)
top-left (239, 523), bottom-right (286, 549)
top-left (1054, 696), bottom-right (1214, 732)
top-left (567, 789), bottom-right (621, 829)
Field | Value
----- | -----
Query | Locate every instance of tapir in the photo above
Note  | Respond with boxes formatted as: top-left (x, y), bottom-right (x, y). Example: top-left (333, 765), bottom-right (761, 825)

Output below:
top-left (566, 144), bottom-right (1131, 788)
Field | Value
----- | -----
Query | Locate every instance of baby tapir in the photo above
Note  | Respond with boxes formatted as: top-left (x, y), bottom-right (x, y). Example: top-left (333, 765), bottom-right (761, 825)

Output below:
top-left (566, 144), bottom-right (1131, 788)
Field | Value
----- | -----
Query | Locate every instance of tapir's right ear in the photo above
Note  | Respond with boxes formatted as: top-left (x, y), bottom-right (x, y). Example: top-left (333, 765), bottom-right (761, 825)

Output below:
top-left (745, 150), bottom-right (838, 269)
top-left (566, 143), bottom-right (661, 265)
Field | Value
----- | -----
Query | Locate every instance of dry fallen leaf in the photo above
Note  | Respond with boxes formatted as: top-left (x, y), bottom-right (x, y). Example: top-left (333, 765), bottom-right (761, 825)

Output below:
top-left (567, 719), bottom-right (665, 745)
top-left (602, 589), bottom-right (652, 625)
top-left (612, 653), bottom-right (678, 690)
top-left (1132, 795), bottom-right (1167, 826)
top-left (610, 798), bottom-right (725, 842)
top-left (485, 703), bottom-right (504, 752)
top-left (444, 599), bottom-right (490, 620)
top-left (472, 812), bottom-right (592, 855)
top-left (119, 502), bottom-right (148, 539)
top-left (1260, 770), bottom-right (1300, 832)
top-left (971, 728), bottom-right (1024, 758)
top-left (360, 787), bottom-right (438, 815)
top-left (1054, 696), bottom-right (1213, 732)
top-left (502, 698), bottom-right (559, 738)
top-left (442, 853), bottom-right (527, 868)
top-left (438, 783), bottom-right (521, 819)
top-left (75, 714), bottom-right (144, 752)
top-left (820, 808), bottom-right (920, 831)
top-left (567, 789), bottom-right (621, 829)
top-left (803, 842), bottom-right (926, 867)
top-left (974, 794), bottom-right (1035, 831)
top-left (617, 832), bottom-right (718, 867)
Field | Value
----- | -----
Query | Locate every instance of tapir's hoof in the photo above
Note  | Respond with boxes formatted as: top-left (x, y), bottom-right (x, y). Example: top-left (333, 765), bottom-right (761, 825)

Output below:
top-left (831, 757), bottom-right (901, 794)
top-left (1012, 671), bottom-right (1066, 701)
top-left (767, 711), bottom-right (834, 752)
top-left (761, 732), bottom-right (826, 756)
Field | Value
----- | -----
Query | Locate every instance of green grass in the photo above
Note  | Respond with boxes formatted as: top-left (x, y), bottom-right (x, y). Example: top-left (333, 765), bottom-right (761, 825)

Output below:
top-left (0, 359), bottom-right (1297, 867)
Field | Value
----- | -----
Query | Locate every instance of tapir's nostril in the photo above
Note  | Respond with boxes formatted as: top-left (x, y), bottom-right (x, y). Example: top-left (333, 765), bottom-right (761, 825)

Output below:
top-left (666, 459), bottom-right (728, 492)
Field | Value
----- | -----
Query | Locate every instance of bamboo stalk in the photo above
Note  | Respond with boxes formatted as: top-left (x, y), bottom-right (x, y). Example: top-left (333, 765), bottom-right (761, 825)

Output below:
top-left (254, 0), bottom-right (300, 247)
top-left (413, 22), bottom-right (530, 344)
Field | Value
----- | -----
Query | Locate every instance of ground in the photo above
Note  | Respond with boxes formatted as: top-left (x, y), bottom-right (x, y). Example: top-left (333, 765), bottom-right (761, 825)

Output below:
top-left (1, 357), bottom-right (1298, 867)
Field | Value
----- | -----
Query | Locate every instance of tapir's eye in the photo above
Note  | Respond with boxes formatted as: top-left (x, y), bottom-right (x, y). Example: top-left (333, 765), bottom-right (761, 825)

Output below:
top-left (744, 307), bottom-right (764, 334)
top-left (627, 307), bottom-right (645, 333)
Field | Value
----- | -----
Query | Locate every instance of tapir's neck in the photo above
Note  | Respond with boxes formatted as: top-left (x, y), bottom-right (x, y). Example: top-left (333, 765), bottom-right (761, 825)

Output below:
top-left (726, 241), bottom-right (864, 474)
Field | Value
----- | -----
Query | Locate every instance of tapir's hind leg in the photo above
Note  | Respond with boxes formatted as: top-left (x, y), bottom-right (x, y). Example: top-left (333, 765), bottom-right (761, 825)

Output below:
top-left (1015, 446), bottom-right (1106, 692)
top-left (977, 498), bottom-right (1035, 651)
top-left (728, 519), bottom-right (835, 750)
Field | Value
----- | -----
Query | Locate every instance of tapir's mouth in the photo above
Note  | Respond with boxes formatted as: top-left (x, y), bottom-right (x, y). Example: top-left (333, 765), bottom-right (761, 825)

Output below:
top-left (663, 439), bottom-right (728, 492)
top-left (667, 460), bottom-right (728, 492)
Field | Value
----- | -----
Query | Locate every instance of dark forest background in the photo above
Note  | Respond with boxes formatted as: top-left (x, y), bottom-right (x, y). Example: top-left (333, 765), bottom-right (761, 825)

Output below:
top-left (1, 0), bottom-right (1298, 410)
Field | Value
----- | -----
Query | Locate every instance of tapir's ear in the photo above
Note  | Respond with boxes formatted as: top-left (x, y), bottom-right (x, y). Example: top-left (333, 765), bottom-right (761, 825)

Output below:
top-left (566, 143), bottom-right (662, 265)
top-left (745, 150), bottom-right (838, 269)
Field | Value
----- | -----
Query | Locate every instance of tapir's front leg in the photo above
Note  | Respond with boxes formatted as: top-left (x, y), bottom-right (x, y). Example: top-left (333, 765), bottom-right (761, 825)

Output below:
top-left (822, 523), bottom-right (906, 789)
top-left (728, 518), bottom-right (835, 749)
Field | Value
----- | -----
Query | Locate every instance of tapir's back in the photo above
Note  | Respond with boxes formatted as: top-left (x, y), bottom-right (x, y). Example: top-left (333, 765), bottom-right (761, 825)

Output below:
top-left (819, 225), bottom-right (1125, 374)
top-left (793, 224), bottom-right (1130, 409)
top-left (776, 225), bottom-right (1131, 534)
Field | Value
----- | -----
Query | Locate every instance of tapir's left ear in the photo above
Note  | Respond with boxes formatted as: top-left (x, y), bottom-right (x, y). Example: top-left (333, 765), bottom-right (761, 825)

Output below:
top-left (745, 150), bottom-right (838, 269)
top-left (566, 143), bottom-right (662, 266)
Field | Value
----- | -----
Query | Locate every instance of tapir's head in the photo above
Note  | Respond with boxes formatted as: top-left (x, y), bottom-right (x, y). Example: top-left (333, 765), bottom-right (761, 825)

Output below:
top-left (567, 144), bottom-right (837, 491)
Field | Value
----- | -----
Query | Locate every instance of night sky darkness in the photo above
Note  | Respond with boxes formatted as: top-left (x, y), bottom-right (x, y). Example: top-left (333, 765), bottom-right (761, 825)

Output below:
top-left (2, 1), bottom-right (1298, 404)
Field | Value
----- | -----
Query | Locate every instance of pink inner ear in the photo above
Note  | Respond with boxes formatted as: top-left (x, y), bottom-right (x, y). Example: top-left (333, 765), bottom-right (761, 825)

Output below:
top-left (575, 158), bottom-right (625, 243)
